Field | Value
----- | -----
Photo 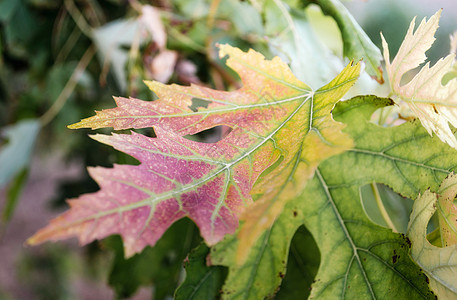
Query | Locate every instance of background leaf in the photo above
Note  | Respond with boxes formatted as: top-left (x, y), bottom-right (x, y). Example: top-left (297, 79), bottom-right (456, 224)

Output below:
top-left (263, 0), bottom-right (342, 88)
top-left (175, 243), bottom-right (227, 300)
top-left (2, 168), bottom-right (29, 227)
top-left (0, 119), bottom-right (40, 187)
top-left (360, 183), bottom-right (413, 233)
top-left (0, 119), bottom-right (40, 228)
top-left (104, 218), bottom-right (201, 299)
top-left (304, 0), bottom-right (383, 82)
top-left (275, 225), bottom-right (320, 300)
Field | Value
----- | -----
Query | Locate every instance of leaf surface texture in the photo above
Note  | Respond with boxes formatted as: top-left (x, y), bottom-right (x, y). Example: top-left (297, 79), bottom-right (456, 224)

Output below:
top-left (28, 45), bottom-right (359, 257)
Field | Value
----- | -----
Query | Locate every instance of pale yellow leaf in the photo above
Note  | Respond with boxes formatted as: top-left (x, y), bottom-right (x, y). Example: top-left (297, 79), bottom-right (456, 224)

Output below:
top-left (382, 10), bottom-right (457, 149)
top-left (450, 31), bottom-right (457, 55)
top-left (407, 173), bottom-right (457, 298)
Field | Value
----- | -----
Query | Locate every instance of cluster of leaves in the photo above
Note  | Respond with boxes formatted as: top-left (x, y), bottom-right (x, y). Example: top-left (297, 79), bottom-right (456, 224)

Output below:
top-left (4, 0), bottom-right (457, 299)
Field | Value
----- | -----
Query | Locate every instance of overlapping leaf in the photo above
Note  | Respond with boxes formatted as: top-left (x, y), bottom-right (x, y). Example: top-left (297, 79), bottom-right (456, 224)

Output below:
top-left (435, 173), bottom-right (457, 247)
top-left (382, 10), bottom-right (457, 150)
top-left (304, 97), bottom-right (457, 298)
top-left (263, 0), bottom-right (342, 88)
top-left (408, 174), bottom-right (457, 299)
top-left (175, 243), bottom-right (227, 299)
top-left (303, 0), bottom-right (383, 82)
top-left (28, 45), bottom-right (359, 257)
top-left (209, 96), bottom-right (455, 299)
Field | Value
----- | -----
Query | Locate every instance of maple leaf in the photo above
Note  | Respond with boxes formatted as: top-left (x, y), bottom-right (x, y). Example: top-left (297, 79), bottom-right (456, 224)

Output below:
top-left (382, 10), bottom-right (457, 150)
top-left (407, 173), bottom-right (457, 299)
top-left (27, 45), bottom-right (359, 257)
top-left (211, 96), bottom-right (447, 299)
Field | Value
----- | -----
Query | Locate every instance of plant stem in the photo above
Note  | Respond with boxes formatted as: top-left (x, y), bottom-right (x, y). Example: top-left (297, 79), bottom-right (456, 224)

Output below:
top-left (371, 182), bottom-right (398, 233)
top-left (64, 0), bottom-right (93, 38)
top-left (39, 45), bottom-right (96, 127)
top-left (207, 0), bottom-right (221, 29)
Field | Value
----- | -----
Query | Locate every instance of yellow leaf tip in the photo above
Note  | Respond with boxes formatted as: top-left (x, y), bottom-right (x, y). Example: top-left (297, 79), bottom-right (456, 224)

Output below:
top-left (218, 43), bottom-right (233, 59)
top-left (25, 232), bottom-right (43, 246)
top-left (67, 122), bottom-right (80, 129)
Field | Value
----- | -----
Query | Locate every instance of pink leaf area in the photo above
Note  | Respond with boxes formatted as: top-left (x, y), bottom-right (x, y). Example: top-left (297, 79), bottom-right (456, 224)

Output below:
top-left (28, 44), bottom-right (359, 256)
top-left (29, 127), bottom-right (261, 256)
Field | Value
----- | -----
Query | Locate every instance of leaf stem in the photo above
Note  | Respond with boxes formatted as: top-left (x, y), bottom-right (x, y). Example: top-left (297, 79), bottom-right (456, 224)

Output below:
top-left (64, 0), bottom-right (93, 38)
top-left (371, 182), bottom-right (398, 233)
top-left (39, 45), bottom-right (96, 127)
top-left (207, 0), bottom-right (221, 29)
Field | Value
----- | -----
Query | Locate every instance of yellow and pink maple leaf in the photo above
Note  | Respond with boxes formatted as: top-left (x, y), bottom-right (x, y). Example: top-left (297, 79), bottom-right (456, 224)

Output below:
top-left (28, 45), bottom-right (360, 257)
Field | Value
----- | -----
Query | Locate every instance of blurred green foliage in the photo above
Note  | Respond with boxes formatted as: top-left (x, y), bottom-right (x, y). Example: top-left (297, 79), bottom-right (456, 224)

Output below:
top-left (104, 218), bottom-right (204, 299)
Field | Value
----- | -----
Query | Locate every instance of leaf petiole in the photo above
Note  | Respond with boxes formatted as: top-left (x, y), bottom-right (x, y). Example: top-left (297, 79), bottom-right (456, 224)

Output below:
top-left (371, 181), bottom-right (399, 233)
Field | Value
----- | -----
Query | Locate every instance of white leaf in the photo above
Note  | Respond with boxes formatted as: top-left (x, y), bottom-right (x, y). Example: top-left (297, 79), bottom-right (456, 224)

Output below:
top-left (140, 5), bottom-right (167, 49)
top-left (382, 10), bottom-right (457, 149)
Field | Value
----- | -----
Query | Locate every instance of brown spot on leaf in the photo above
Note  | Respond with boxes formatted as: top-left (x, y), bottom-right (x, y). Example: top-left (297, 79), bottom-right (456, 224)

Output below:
top-left (405, 237), bottom-right (412, 247)
top-left (392, 255), bottom-right (398, 264)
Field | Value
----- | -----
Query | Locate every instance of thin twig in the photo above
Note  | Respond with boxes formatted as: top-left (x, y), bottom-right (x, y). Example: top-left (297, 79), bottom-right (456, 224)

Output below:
top-left (207, 0), bottom-right (221, 29)
top-left (55, 24), bottom-right (82, 64)
top-left (39, 45), bottom-right (96, 127)
top-left (64, 0), bottom-right (93, 38)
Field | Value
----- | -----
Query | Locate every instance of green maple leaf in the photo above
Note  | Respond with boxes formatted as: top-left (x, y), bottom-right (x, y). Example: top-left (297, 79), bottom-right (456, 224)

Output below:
top-left (209, 96), bottom-right (456, 299)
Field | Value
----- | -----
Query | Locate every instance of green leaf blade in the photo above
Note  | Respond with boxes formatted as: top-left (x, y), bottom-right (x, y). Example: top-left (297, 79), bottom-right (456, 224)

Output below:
top-left (175, 244), bottom-right (227, 300)
top-left (307, 0), bottom-right (383, 82)
top-left (302, 95), bottom-right (457, 299)
top-left (211, 95), bottom-right (451, 299)
top-left (304, 173), bottom-right (433, 299)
